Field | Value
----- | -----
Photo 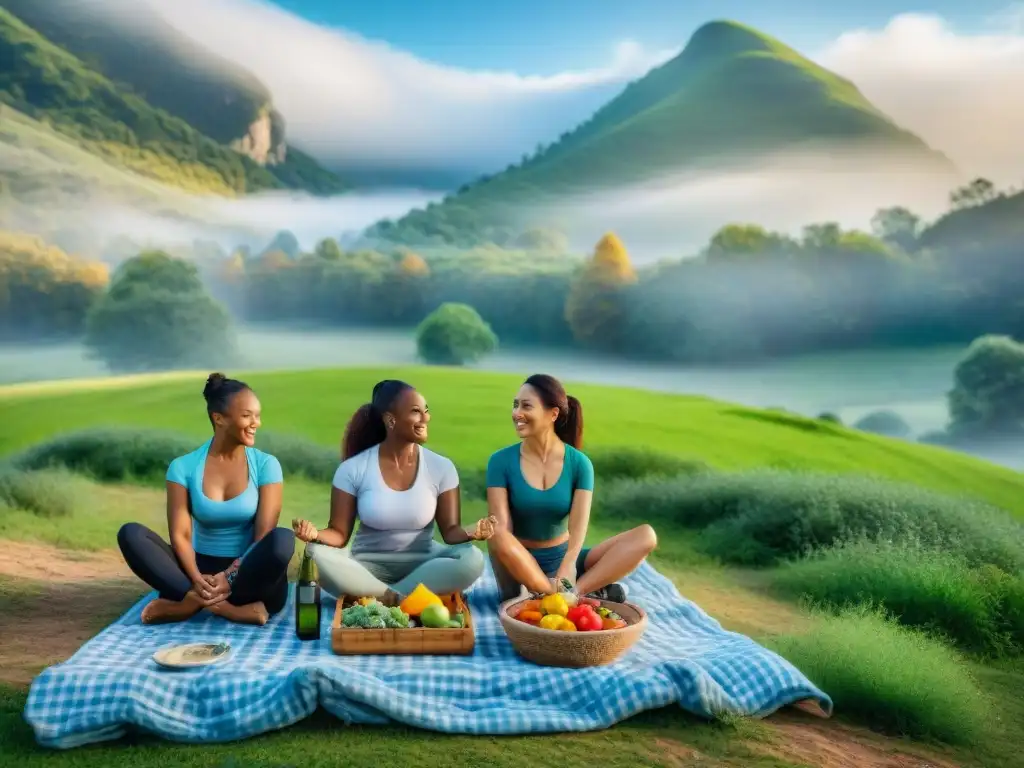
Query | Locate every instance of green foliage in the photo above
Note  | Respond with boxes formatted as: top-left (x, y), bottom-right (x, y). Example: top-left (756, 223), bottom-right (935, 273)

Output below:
top-left (0, 8), bottom-right (344, 196)
top-left (853, 410), bottom-right (912, 438)
top-left (773, 539), bottom-right (1024, 656)
top-left (83, 251), bottom-right (236, 373)
top-left (768, 605), bottom-right (991, 745)
top-left (415, 302), bottom-right (498, 365)
top-left (599, 470), bottom-right (1024, 570)
top-left (948, 335), bottom-right (1024, 437)
top-left (0, 466), bottom-right (76, 517)
top-left (9, 426), bottom-right (339, 485)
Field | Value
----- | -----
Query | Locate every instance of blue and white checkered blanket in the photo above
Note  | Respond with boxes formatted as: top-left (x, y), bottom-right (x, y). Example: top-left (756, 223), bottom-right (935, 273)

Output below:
top-left (24, 561), bottom-right (832, 748)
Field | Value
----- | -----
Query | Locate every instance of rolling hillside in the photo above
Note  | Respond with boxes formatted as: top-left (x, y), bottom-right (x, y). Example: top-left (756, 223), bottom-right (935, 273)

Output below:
top-left (368, 20), bottom-right (956, 247)
top-left (0, 4), bottom-right (345, 196)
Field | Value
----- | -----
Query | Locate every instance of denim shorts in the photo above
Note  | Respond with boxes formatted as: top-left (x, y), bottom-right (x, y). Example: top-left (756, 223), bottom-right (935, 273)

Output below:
top-left (530, 541), bottom-right (591, 579)
top-left (490, 540), bottom-right (592, 602)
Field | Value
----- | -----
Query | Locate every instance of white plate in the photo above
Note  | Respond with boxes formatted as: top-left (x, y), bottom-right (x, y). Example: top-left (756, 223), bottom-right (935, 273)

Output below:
top-left (152, 642), bottom-right (232, 669)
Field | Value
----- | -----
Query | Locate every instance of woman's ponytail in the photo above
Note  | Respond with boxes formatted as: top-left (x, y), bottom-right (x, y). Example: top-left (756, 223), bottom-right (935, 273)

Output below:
top-left (339, 379), bottom-right (415, 460)
top-left (556, 394), bottom-right (584, 449)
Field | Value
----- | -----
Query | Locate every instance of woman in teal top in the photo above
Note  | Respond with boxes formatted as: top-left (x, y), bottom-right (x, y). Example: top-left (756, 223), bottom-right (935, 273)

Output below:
top-left (486, 373), bottom-right (658, 602)
top-left (117, 373), bottom-right (295, 625)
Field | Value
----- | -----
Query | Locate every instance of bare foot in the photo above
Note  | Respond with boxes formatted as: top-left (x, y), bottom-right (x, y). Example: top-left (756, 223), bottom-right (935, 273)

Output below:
top-left (141, 593), bottom-right (203, 624)
top-left (207, 601), bottom-right (269, 625)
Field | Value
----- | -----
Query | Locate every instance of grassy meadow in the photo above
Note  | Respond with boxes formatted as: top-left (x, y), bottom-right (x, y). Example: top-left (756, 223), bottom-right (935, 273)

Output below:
top-left (2, 366), bottom-right (1024, 767)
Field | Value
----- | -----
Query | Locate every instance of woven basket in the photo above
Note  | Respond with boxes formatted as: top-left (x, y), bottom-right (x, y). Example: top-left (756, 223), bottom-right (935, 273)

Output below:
top-left (498, 596), bottom-right (647, 667)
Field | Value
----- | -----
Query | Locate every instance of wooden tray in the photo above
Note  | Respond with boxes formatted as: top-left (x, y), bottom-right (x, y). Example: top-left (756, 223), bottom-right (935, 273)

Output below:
top-left (331, 592), bottom-right (475, 655)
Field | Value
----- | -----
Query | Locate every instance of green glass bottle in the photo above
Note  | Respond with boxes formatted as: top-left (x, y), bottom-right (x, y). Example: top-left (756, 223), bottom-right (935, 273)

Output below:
top-left (295, 546), bottom-right (321, 641)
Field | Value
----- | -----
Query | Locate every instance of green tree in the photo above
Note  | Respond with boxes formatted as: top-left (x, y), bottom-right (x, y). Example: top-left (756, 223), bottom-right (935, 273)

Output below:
top-left (870, 207), bottom-right (921, 253)
top-left (704, 224), bottom-right (795, 261)
top-left (564, 232), bottom-right (637, 349)
top-left (950, 178), bottom-right (998, 210)
top-left (314, 237), bottom-right (343, 261)
top-left (415, 302), bottom-right (498, 365)
top-left (84, 251), bottom-right (235, 372)
top-left (854, 410), bottom-right (912, 438)
top-left (947, 335), bottom-right (1024, 436)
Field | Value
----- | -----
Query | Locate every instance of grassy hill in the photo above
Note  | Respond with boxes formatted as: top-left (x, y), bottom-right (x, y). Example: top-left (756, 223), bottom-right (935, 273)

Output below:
top-left (2, 366), bottom-right (1023, 517)
top-left (2, 367), bottom-right (1024, 767)
top-left (369, 20), bottom-right (955, 247)
top-left (0, 6), bottom-right (345, 196)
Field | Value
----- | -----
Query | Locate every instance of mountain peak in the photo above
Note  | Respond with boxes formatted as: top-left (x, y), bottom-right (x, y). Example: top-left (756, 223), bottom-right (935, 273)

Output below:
top-left (682, 20), bottom-right (781, 63)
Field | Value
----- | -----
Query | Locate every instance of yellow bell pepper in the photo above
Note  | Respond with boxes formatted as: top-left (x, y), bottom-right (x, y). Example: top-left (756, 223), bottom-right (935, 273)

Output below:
top-left (559, 618), bottom-right (577, 632)
top-left (540, 593), bottom-right (568, 617)
top-left (539, 614), bottom-right (564, 630)
top-left (399, 583), bottom-right (443, 617)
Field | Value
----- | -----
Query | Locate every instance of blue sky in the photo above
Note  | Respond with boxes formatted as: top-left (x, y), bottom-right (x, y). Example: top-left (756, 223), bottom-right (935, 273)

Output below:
top-left (271, 0), bottom-right (1010, 71)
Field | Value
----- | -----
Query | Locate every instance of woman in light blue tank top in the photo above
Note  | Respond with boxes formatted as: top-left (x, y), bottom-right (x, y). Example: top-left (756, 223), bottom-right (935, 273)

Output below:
top-left (117, 373), bottom-right (295, 625)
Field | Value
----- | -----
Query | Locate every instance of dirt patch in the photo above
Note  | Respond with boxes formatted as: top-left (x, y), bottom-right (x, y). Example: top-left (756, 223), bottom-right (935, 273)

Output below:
top-left (755, 713), bottom-right (963, 768)
top-left (0, 540), bottom-right (131, 581)
top-left (647, 737), bottom-right (724, 766)
top-left (0, 539), bottom-right (141, 686)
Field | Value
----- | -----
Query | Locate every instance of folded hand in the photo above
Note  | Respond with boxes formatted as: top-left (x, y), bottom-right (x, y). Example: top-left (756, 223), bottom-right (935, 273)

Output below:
top-left (292, 518), bottom-right (319, 543)
top-left (466, 515), bottom-right (498, 541)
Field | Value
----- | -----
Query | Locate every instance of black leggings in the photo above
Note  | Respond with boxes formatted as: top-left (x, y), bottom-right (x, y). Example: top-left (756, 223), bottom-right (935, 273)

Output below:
top-left (117, 522), bottom-right (295, 614)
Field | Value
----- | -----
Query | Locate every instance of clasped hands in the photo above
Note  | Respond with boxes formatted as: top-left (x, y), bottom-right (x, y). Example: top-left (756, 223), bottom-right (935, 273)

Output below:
top-left (190, 559), bottom-right (239, 607)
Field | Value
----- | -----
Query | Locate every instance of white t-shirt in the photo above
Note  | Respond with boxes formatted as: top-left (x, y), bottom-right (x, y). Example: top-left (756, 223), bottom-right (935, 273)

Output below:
top-left (332, 443), bottom-right (459, 553)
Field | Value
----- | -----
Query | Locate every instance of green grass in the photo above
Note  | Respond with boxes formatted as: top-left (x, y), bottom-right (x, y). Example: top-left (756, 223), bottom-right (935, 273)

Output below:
top-left (767, 605), bottom-right (992, 746)
top-left (4, 367), bottom-right (1024, 765)
top-left (772, 539), bottom-right (1024, 657)
top-left (3, 367), bottom-right (1022, 516)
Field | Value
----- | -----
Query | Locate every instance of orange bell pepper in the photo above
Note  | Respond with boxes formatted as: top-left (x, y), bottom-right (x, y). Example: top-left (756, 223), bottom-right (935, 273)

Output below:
top-left (517, 610), bottom-right (543, 623)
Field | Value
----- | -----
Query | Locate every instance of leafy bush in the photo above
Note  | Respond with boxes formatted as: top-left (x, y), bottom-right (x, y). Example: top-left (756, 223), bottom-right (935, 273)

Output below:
top-left (768, 605), bottom-right (990, 745)
top-left (854, 409), bottom-right (912, 438)
top-left (600, 470), bottom-right (1024, 569)
top-left (11, 427), bottom-right (337, 484)
top-left (817, 411), bottom-right (842, 424)
top-left (587, 447), bottom-right (711, 483)
top-left (948, 334), bottom-right (1024, 437)
top-left (415, 302), bottom-right (498, 365)
top-left (0, 467), bottom-right (77, 517)
top-left (773, 539), bottom-right (1024, 656)
top-left (83, 251), bottom-right (236, 373)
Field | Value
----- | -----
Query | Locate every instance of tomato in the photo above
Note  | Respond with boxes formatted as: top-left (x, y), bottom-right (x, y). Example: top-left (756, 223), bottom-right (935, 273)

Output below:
top-left (575, 611), bottom-right (604, 632)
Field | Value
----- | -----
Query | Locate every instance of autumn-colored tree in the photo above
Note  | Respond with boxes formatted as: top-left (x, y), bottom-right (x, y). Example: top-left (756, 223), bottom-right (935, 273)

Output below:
top-left (398, 249), bottom-right (430, 277)
top-left (564, 232), bottom-right (637, 349)
top-left (0, 230), bottom-right (109, 339)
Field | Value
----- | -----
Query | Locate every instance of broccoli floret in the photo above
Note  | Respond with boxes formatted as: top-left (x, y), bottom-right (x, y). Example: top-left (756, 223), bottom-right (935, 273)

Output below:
top-left (365, 615), bottom-right (387, 629)
top-left (341, 605), bottom-right (369, 627)
top-left (383, 606), bottom-right (410, 628)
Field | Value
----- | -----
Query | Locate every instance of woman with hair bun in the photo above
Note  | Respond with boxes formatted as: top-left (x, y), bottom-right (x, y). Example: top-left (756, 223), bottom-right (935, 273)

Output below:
top-left (292, 379), bottom-right (492, 603)
top-left (117, 373), bottom-right (294, 625)
top-left (486, 373), bottom-right (658, 602)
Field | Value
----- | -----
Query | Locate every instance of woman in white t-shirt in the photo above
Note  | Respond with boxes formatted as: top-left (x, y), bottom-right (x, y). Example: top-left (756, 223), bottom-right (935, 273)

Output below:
top-left (292, 379), bottom-right (495, 602)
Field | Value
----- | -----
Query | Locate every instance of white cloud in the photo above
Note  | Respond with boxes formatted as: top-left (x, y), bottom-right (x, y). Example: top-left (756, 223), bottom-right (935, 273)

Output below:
top-left (814, 12), bottom-right (1024, 184)
top-left (130, 0), bottom-right (676, 179)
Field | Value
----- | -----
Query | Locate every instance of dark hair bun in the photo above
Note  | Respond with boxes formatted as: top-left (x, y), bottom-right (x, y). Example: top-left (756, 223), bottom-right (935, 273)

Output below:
top-left (203, 372), bottom-right (227, 401)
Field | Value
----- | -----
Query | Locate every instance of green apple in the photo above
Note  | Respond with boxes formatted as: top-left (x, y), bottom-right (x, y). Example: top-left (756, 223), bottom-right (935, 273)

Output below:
top-left (419, 603), bottom-right (451, 628)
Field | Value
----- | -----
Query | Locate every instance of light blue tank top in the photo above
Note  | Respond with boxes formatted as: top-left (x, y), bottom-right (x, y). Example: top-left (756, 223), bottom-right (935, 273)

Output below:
top-left (166, 439), bottom-right (283, 557)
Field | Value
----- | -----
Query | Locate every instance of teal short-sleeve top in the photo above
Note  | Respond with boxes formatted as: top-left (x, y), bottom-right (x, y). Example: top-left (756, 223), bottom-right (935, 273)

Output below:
top-left (485, 443), bottom-right (594, 540)
top-left (166, 439), bottom-right (283, 557)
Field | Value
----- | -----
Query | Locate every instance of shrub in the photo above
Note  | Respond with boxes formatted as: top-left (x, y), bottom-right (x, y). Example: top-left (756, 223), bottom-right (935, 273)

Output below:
top-left (83, 251), bottom-right (236, 372)
top-left (12, 427), bottom-right (195, 482)
top-left (11, 427), bottom-right (337, 484)
top-left (772, 539), bottom-right (1024, 656)
top-left (0, 467), bottom-right (77, 517)
top-left (854, 409), bottom-right (912, 438)
top-left (600, 470), bottom-right (1024, 569)
top-left (767, 605), bottom-right (990, 745)
top-left (817, 411), bottom-right (842, 424)
top-left (415, 302), bottom-right (498, 365)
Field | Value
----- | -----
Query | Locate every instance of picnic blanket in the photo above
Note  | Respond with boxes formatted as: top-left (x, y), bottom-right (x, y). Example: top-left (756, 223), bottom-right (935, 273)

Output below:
top-left (24, 560), bottom-right (833, 749)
